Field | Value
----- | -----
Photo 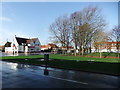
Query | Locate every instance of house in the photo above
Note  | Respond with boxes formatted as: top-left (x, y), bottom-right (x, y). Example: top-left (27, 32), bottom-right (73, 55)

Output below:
top-left (41, 43), bottom-right (58, 53)
top-left (60, 46), bottom-right (74, 50)
top-left (5, 36), bottom-right (41, 53)
top-left (41, 44), bottom-right (58, 50)
top-left (41, 45), bottom-right (48, 51)
top-left (91, 41), bottom-right (120, 53)
top-left (60, 46), bottom-right (74, 53)
top-left (47, 44), bottom-right (58, 49)
top-left (47, 44), bottom-right (58, 53)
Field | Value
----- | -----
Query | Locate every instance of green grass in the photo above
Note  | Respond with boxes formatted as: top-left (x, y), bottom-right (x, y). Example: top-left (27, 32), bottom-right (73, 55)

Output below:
top-left (49, 54), bottom-right (119, 63)
top-left (0, 54), bottom-right (119, 63)
top-left (48, 60), bottom-right (120, 75)
top-left (0, 55), bottom-right (44, 59)
top-left (1, 54), bottom-right (120, 75)
top-left (83, 52), bottom-right (119, 57)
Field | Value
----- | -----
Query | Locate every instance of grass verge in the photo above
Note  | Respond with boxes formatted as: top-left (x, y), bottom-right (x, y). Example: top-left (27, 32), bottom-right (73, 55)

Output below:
top-left (0, 54), bottom-right (119, 63)
top-left (1, 59), bottom-right (119, 76)
top-left (1, 54), bottom-right (120, 76)
top-left (83, 52), bottom-right (119, 57)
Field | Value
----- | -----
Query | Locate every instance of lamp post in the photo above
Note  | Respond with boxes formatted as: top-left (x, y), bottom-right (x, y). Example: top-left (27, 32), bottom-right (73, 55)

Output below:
top-left (43, 54), bottom-right (49, 75)
top-left (44, 54), bottom-right (49, 66)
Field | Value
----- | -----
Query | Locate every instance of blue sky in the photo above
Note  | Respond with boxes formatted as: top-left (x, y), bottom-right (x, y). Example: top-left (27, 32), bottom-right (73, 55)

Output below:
top-left (0, 2), bottom-right (118, 45)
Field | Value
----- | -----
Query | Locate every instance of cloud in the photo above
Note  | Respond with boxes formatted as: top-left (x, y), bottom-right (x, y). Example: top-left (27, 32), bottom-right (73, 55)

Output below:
top-left (0, 16), bottom-right (12, 22)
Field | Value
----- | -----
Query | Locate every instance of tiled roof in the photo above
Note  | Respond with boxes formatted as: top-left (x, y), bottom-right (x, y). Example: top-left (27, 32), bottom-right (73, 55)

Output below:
top-left (26, 40), bottom-right (32, 44)
top-left (61, 46), bottom-right (74, 49)
top-left (94, 41), bottom-right (120, 44)
top-left (48, 44), bottom-right (58, 48)
top-left (0, 46), bottom-right (4, 48)
top-left (41, 45), bottom-right (47, 48)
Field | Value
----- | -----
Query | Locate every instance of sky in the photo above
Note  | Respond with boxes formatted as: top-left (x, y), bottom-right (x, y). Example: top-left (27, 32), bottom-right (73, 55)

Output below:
top-left (0, 1), bottom-right (118, 45)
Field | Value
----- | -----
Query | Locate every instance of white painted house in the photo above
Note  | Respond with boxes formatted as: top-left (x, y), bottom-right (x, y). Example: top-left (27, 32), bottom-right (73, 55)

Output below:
top-left (5, 36), bottom-right (41, 53)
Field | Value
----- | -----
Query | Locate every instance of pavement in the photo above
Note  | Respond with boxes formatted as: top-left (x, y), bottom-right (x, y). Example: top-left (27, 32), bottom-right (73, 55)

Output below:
top-left (1, 60), bottom-right (120, 88)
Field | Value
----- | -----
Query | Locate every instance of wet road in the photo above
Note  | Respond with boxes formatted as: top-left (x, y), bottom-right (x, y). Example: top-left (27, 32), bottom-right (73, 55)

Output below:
top-left (0, 60), bottom-right (119, 88)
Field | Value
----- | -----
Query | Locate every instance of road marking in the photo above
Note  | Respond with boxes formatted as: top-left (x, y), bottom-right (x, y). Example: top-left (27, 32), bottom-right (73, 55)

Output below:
top-left (23, 68), bottom-right (89, 85)
top-left (49, 76), bottom-right (88, 85)
top-left (25, 70), bottom-right (88, 85)
top-left (43, 75), bottom-right (88, 85)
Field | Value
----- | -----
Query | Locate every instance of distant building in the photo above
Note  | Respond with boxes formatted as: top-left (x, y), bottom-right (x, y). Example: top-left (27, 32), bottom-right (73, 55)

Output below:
top-left (4, 42), bottom-right (12, 47)
top-left (41, 44), bottom-right (58, 50)
top-left (0, 45), bottom-right (4, 51)
top-left (60, 46), bottom-right (74, 53)
top-left (41, 45), bottom-right (48, 51)
top-left (91, 41), bottom-right (120, 53)
top-left (60, 46), bottom-right (74, 50)
top-left (41, 43), bottom-right (58, 53)
top-left (5, 36), bottom-right (41, 53)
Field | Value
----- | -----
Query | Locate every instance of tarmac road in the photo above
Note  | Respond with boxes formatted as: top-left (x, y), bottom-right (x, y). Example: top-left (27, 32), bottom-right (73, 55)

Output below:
top-left (1, 60), bottom-right (119, 88)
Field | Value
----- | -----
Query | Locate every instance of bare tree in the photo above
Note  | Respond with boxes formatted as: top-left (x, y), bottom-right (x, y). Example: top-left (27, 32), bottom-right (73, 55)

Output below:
top-left (70, 6), bottom-right (106, 55)
top-left (70, 12), bottom-right (81, 56)
top-left (49, 15), bottom-right (72, 54)
top-left (92, 31), bottom-right (110, 58)
top-left (111, 25), bottom-right (120, 59)
top-left (112, 25), bottom-right (120, 42)
top-left (49, 5), bottom-right (107, 56)
top-left (82, 6), bottom-right (106, 53)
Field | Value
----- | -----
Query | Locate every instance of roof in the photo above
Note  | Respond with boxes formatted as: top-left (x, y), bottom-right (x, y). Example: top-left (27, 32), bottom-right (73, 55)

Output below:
top-left (61, 46), bottom-right (74, 49)
top-left (31, 38), bottom-right (38, 43)
top-left (15, 37), bottom-right (29, 45)
top-left (41, 45), bottom-right (47, 48)
top-left (0, 46), bottom-right (4, 48)
top-left (26, 40), bottom-right (32, 44)
top-left (5, 42), bottom-right (12, 47)
top-left (94, 41), bottom-right (120, 44)
top-left (15, 37), bottom-right (38, 45)
top-left (48, 44), bottom-right (58, 48)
